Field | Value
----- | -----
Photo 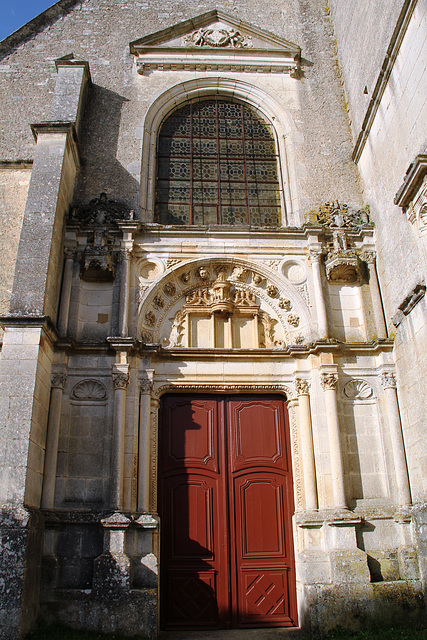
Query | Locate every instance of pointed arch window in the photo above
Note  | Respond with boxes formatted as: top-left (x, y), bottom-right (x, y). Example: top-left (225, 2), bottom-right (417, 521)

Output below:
top-left (155, 98), bottom-right (282, 226)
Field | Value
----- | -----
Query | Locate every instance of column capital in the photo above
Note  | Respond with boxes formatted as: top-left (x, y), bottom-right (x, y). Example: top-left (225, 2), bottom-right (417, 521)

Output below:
top-left (295, 377), bottom-right (310, 396)
top-left (64, 247), bottom-right (76, 260)
top-left (380, 371), bottom-right (397, 389)
top-left (309, 247), bottom-right (323, 263)
top-left (112, 371), bottom-right (129, 390)
top-left (360, 249), bottom-right (376, 264)
top-left (51, 371), bottom-right (67, 390)
top-left (140, 379), bottom-right (153, 393)
top-left (320, 372), bottom-right (339, 391)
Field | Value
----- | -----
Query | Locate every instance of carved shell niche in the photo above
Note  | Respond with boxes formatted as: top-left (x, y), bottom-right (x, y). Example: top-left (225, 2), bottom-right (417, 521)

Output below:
top-left (343, 379), bottom-right (373, 400)
top-left (72, 379), bottom-right (107, 401)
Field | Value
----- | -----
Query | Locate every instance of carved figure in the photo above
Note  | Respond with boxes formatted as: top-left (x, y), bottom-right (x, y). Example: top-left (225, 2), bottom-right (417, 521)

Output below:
top-left (184, 27), bottom-right (252, 49)
top-left (169, 310), bottom-right (186, 347)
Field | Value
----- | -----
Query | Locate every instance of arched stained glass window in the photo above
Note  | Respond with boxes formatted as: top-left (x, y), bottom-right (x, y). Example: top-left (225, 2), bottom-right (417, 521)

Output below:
top-left (155, 99), bottom-right (282, 226)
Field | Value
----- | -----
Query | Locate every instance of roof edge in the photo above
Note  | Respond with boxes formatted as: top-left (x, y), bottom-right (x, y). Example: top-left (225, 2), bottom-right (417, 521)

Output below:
top-left (0, 0), bottom-right (81, 61)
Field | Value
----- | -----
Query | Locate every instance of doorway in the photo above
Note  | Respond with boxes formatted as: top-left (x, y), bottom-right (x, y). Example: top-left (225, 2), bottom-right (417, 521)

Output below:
top-left (159, 394), bottom-right (298, 630)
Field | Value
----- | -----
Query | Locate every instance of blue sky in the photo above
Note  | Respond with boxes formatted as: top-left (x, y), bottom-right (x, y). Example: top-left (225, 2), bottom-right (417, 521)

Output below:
top-left (0, 1), bottom-right (56, 42)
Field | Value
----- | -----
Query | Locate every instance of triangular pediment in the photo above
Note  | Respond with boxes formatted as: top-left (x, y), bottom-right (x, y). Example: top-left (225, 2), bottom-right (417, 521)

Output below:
top-left (130, 10), bottom-right (301, 75)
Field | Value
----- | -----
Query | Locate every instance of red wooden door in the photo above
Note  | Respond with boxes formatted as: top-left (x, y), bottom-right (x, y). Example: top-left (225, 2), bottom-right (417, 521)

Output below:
top-left (159, 395), bottom-right (297, 630)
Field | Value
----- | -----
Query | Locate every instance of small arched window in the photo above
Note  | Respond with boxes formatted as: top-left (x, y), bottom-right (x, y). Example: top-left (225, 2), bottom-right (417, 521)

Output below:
top-left (155, 98), bottom-right (282, 226)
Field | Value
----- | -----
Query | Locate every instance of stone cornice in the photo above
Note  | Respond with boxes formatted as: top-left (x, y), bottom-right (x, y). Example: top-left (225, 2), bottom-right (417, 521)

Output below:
top-left (394, 154), bottom-right (427, 208)
top-left (30, 121), bottom-right (81, 169)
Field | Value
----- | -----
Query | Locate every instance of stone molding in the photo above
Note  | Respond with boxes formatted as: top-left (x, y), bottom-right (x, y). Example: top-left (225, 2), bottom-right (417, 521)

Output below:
top-left (392, 282), bottom-right (426, 327)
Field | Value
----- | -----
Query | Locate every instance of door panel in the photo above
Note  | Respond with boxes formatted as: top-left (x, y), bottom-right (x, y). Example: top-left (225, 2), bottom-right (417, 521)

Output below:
top-left (159, 395), bottom-right (297, 630)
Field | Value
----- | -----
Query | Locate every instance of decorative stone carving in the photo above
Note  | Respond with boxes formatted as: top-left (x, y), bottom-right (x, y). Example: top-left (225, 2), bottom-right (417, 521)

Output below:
top-left (259, 312), bottom-right (277, 348)
top-left (295, 377), bottom-right (310, 395)
top-left (380, 372), bottom-right (397, 389)
top-left (306, 201), bottom-right (371, 229)
top-left (325, 248), bottom-right (361, 283)
top-left (252, 273), bottom-right (264, 286)
top-left (166, 258), bottom-right (182, 268)
top-left (163, 282), bottom-right (176, 297)
top-left (294, 335), bottom-right (305, 345)
top-left (229, 266), bottom-right (248, 282)
top-left (135, 514), bottom-right (158, 529)
top-left (343, 379), bottom-right (373, 400)
top-left (153, 295), bottom-right (164, 309)
top-left (145, 311), bottom-right (156, 326)
top-left (163, 272), bottom-right (283, 349)
top-left (69, 192), bottom-right (133, 226)
top-left (51, 372), bottom-right (67, 390)
top-left (360, 249), bottom-right (376, 265)
top-left (137, 280), bottom-right (149, 308)
top-left (266, 284), bottom-right (279, 298)
top-left (183, 27), bottom-right (252, 49)
top-left (81, 244), bottom-right (117, 281)
top-left (140, 379), bottom-right (154, 393)
top-left (320, 373), bottom-right (338, 391)
top-left (141, 331), bottom-right (153, 343)
top-left (279, 297), bottom-right (292, 311)
top-left (112, 372), bottom-right (129, 390)
top-left (196, 266), bottom-right (210, 280)
top-left (180, 271), bottom-right (191, 283)
top-left (266, 259), bottom-right (281, 271)
top-left (168, 310), bottom-right (186, 347)
top-left (72, 379), bottom-right (107, 401)
top-left (287, 313), bottom-right (300, 327)
top-left (308, 247), bottom-right (323, 263)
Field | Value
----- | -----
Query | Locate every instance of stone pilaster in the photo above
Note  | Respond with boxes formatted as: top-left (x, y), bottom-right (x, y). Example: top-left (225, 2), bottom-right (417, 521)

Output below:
top-left (361, 249), bottom-right (388, 338)
top-left (320, 370), bottom-right (347, 510)
top-left (295, 377), bottom-right (318, 511)
top-left (309, 247), bottom-right (329, 338)
top-left (41, 371), bottom-right (67, 509)
top-left (57, 248), bottom-right (76, 337)
top-left (380, 371), bottom-right (411, 506)
top-left (111, 368), bottom-right (130, 512)
top-left (138, 372), bottom-right (154, 512)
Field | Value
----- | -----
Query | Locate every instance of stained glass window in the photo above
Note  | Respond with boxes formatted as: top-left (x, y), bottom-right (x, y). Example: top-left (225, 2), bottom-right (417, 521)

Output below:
top-left (155, 99), bottom-right (282, 226)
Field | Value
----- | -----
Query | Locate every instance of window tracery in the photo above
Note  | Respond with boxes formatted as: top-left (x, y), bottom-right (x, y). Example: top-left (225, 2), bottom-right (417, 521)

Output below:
top-left (155, 98), bottom-right (282, 226)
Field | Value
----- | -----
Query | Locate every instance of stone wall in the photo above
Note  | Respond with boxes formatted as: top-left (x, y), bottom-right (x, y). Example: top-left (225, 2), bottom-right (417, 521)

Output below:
top-left (0, 166), bottom-right (31, 320)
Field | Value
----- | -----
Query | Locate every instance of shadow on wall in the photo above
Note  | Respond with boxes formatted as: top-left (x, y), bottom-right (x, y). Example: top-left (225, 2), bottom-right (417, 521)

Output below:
top-left (73, 84), bottom-right (140, 211)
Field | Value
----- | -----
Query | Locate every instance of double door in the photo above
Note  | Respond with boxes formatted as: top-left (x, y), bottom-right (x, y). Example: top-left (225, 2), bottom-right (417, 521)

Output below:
top-left (159, 395), bottom-right (297, 630)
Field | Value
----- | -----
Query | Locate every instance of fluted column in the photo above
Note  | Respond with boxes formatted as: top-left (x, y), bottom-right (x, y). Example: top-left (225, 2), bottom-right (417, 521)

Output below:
top-left (361, 250), bottom-right (387, 338)
top-left (309, 248), bottom-right (329, 338)
top-left (41, 371), bottom-right (67, 509)
top-left (111, 367), bottom-right (129, 511)
top-left (295, 377), bottom-right (318, 510)
top-left (380, 372), bottom-right (411, 506)
top-left (320, 371), bottom-right (347, 509)
top-left (138, 374), bottom-right (154, 512)
top-left (57, 248), bottom-right (75, 337)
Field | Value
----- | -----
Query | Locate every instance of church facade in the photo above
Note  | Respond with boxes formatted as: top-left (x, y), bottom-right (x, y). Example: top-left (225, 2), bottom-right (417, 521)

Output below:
top-left (0, 1), bottom-right (426, 638)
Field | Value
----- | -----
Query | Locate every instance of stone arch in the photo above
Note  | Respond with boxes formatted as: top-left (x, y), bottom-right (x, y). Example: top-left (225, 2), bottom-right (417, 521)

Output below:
top-left (136, 257), bottom-right (315, 346)
top-left (139, 77), bottom-right (300, 225)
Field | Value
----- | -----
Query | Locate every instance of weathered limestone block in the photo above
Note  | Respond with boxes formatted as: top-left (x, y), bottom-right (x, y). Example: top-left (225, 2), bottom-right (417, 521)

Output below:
top-left (0, 506), bottom-right (44, 640)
